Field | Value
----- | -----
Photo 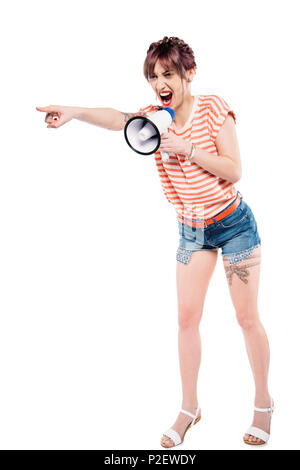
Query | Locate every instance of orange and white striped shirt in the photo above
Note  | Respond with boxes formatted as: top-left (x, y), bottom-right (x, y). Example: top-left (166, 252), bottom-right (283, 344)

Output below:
top-left (138, 95), bottom-right (237, 227)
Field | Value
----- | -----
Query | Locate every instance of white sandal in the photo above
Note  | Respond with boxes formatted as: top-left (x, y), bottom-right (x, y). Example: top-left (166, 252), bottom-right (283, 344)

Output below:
top-left (244, 398), bottom-right (275, 445)
top-left (161, 406), bottom-right (201, 448)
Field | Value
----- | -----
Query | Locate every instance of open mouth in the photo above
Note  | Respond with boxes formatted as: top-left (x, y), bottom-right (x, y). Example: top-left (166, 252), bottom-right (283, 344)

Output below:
top-left (159, 91), bottom-right (173, 106)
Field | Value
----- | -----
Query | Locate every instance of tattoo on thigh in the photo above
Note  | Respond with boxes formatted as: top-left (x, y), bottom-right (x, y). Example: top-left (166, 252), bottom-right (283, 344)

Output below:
top-left (224, 253), bottom-right (261, 285)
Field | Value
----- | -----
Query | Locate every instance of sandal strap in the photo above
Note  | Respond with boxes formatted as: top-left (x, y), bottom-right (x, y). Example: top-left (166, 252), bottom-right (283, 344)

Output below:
top-left (254, 405), bottom-right (274, 413)
top-left (181, 406), bottom-right (200, 425)
top-left (180, 409), bottom-right (196, 419)
top-left (163, 428), bottom-right (182, 446)
top-left (246, 426), bottom-right (270, 443)
top-left (254, 398), bottom-right (275, 414)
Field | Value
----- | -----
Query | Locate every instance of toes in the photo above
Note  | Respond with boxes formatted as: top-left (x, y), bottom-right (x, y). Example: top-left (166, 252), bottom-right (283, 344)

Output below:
top-left (163, 437), bottom-right (170, 447)
top-left (161, 436), bottom-right (173, 448)
top-left (250, 436), bottom-right (264, 444)
top-left (244, 434), bottom-right (264, 444)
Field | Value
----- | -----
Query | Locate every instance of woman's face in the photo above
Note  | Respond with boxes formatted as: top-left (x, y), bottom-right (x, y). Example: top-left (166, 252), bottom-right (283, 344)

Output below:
top-left (148, 59), bottom-right (195, 110)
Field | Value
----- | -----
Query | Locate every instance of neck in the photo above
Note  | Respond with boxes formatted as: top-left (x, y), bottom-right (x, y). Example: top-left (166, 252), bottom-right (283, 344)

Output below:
top-left (173, 94), bottom-right (195, 129)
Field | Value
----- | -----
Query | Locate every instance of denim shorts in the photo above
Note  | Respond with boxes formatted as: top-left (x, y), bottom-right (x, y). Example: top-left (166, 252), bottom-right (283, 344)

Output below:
top-left (176, 191), bottom-right (261, 265)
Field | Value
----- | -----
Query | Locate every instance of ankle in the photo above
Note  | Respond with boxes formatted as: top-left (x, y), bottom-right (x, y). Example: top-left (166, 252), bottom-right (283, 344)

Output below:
top-left (181, 402), bottom-right (199, 412)
top-left (254, 393), bottom-right (272, 407)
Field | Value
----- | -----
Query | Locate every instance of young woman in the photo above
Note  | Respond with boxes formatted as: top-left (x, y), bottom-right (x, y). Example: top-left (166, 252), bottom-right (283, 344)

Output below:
top-left (36, 36), bottom-right (274, 447)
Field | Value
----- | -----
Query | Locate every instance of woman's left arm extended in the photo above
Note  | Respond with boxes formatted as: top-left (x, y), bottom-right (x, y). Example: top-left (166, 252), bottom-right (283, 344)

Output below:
top-left (159, 114), bottom-right (242, 183)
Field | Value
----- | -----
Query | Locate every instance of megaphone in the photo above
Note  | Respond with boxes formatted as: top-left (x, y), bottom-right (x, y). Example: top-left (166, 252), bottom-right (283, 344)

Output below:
top-left (124, 107), bottom-right (175, 161)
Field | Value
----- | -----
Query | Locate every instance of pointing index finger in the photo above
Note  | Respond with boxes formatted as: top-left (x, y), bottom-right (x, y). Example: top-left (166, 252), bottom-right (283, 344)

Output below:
top-left (36, 106), bottom-right (53, 112)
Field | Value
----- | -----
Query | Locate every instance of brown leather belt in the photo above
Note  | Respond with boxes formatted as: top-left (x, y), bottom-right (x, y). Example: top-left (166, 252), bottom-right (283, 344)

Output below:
top-left (179, 192), bottom-right (241, 228)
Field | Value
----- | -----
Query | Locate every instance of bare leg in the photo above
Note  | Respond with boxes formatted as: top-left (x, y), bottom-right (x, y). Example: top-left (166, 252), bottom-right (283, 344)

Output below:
top-left (223, 246), bottom-right (272, 444)
top-left (161, 249), bottom-right (218, 447)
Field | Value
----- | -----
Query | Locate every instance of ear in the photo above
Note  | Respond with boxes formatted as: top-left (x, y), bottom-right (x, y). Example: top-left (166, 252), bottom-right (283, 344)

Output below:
top-left (187, 66), bottom-right (196, 82)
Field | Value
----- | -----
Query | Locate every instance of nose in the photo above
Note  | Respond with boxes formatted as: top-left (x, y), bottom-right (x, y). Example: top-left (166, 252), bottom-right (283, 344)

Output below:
top-left (157, 75), bottom-right (166, 89)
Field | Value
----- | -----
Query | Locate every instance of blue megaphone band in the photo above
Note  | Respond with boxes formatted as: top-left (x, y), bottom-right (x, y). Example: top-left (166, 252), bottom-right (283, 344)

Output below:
top-left (162, 107), bottom-right (175, 121)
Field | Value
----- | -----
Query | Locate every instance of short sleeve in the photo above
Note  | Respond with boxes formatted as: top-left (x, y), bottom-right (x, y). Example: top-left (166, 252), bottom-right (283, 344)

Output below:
top-left (207, 96), bottom-right (236, 142)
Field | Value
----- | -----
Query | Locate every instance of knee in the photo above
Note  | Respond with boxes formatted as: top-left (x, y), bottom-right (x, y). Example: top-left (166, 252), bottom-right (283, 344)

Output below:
top-left (178, 307), bottom-right (203, 330)
top-left (236, 307), bottom-right (259, 330)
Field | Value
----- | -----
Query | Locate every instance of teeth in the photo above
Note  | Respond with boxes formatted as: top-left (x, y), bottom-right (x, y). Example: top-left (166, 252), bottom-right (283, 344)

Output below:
top-left (160, 91), bottom-right (171, 96)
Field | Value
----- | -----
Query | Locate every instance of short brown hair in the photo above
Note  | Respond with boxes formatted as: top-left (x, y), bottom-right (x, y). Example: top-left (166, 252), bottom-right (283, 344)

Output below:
top-left (143, 36), bottom-right (197, 81)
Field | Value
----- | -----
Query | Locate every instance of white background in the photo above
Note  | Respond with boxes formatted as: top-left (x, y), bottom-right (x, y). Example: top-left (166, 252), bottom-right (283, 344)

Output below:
top-left (0, 0), bottom-right (299, 450)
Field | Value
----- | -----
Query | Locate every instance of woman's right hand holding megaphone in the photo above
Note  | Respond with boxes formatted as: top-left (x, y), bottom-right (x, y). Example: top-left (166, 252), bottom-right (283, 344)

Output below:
top-left (36, 105), bottom-right (75, 128)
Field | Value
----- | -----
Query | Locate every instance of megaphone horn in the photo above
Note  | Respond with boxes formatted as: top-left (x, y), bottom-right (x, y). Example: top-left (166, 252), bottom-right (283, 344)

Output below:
top-left (124, 107), bottom-right (175, 160)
